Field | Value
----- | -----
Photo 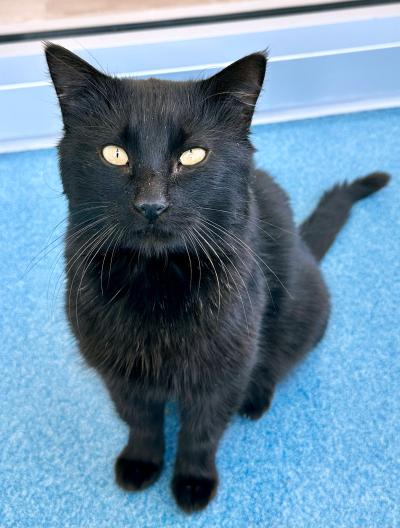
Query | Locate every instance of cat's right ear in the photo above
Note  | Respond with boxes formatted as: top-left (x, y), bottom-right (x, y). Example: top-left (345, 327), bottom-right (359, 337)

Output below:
top-left (45, 42), bottom-right (108, 121)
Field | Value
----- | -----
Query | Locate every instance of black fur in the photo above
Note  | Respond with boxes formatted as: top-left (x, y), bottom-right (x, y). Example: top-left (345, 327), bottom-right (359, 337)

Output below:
top-left (45, 43), bottom-right (390, 512)
top-left (300, 172), bottom-right (390, 260)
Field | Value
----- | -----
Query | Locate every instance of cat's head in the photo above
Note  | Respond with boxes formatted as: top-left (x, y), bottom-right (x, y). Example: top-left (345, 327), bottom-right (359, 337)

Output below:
top-left (45, 43), bottom-right (266, 256)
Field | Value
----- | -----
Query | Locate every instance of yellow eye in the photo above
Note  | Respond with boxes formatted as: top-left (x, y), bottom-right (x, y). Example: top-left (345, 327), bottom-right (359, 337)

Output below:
top-left (179, 148), bottom-right (207, 166)
top-left (102, 145), bottom-right (129, 166)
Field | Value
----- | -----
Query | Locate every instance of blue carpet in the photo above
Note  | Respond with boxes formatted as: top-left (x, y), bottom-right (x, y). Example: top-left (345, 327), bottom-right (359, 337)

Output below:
top-left (0, 109), bottom-right (399, 527)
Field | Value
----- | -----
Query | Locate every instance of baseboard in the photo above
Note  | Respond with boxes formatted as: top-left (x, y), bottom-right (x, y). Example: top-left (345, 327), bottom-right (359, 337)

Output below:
top-left (0, 4), bottom-right (399, 153)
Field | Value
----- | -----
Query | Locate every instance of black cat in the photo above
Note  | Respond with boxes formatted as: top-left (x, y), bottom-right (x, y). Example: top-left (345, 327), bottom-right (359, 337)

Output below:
top-left (45, 43), bottom-right (389, 512)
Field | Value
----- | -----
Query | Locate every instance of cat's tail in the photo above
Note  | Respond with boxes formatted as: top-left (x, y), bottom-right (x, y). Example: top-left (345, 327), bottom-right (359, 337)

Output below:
top-left (299, 172), bottom-right (390, 261)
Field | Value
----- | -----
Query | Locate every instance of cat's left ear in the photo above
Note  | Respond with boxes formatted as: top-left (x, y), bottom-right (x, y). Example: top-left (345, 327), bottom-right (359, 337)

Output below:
top-left (203, 52), bottom-right (267, 124)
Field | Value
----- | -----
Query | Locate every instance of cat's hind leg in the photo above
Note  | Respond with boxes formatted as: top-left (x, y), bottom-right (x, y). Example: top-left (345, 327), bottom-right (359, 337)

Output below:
top-left (239, 365), bottom-right (276, 420)
top-left (240, 255), bottom-right (330, 420)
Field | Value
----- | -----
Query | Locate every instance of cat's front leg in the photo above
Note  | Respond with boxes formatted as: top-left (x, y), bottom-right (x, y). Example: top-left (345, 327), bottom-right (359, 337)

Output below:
top-left (172, 390), bottom-right (240, 512)
top-left (106, 379), bottom-right (166, 491)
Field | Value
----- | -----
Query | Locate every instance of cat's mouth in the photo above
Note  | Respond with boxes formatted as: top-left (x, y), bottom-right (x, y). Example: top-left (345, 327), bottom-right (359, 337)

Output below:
top-left (127, 223), bottom-right (175, 245)
top-left (139, 224), bottom-right (172, 237)
top-left (120, 222), bottom-right (186, 255)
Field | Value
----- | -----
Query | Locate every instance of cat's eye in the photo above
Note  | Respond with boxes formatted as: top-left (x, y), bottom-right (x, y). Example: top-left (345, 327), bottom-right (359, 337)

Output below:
top-left (179, 148), bottom-right (207, 166)
top-left (102, 145), bottom-right (129, 166)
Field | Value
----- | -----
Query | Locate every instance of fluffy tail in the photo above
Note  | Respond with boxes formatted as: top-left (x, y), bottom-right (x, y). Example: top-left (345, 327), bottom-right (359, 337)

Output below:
top-left (300, 172), bottom-right (390, 261)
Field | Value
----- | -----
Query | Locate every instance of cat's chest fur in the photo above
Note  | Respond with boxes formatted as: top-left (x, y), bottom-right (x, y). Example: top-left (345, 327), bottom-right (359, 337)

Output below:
top-left (67, 249), bottom-right (261, 397)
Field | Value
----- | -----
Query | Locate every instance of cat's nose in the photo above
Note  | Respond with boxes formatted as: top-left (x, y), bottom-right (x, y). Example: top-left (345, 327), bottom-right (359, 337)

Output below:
top-left (134, 200), bottom-right (169, 221)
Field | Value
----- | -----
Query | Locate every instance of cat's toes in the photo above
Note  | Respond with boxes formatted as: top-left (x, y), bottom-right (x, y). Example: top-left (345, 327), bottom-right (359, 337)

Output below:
top-left (115, 457), bottom-right (162, 491)
top-left (239, 390), bottom-right (273, 420)
top-left (171, 474), bottom-right (218, 512)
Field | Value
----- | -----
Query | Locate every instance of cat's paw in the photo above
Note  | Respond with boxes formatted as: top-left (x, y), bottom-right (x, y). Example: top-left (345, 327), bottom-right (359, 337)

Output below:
top-left (171, 474), bottom-right (218, 512)
top-left (115, 457), bottom-right (162, 491)
top-left (239, 389), bottom-right (273, 420)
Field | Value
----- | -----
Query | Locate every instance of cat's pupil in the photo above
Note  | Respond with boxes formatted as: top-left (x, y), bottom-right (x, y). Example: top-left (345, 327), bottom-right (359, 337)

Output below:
top-left (116, 149), bottom-right (119, 158)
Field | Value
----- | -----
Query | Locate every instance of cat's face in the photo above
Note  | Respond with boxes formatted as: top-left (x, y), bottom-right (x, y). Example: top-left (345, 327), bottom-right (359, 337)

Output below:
top-left (46, 44), bottom-right (266, 255)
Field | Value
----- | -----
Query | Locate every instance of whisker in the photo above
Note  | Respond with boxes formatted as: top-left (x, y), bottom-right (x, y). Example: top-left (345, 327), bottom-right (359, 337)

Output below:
top-left (185, 231), bottom-right (202, 299)
top-left (198, 223), bottom-right (254, 310)
top-left (195, 224), bottom-right (250, 334)
top-left (108, 228), bottom-right (125, 287)
top-left (196, 205), bottom-right (294, 240)
top-left (48, 215), bottom-right (111, 313)
top-left (182, 237), bottom-right (193, 292)
top-left (201, 217), bottom-right (293, 303)
top-left (193, 225), bottom-right (232, 290)
top-left (64, 226), bottom-right (112, 322)
top-left (100, 227), bottom-right (120, 296)
top-left (74, 225), bottom-right (117, 335)
top-left (24, 204), bottom-right (111, 278)
top-left (191, 227), bottom-right (221, 316)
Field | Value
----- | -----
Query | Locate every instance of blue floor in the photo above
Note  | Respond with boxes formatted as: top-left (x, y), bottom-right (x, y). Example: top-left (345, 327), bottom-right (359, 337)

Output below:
top-left (0, 109), bottom-right (399, 527)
